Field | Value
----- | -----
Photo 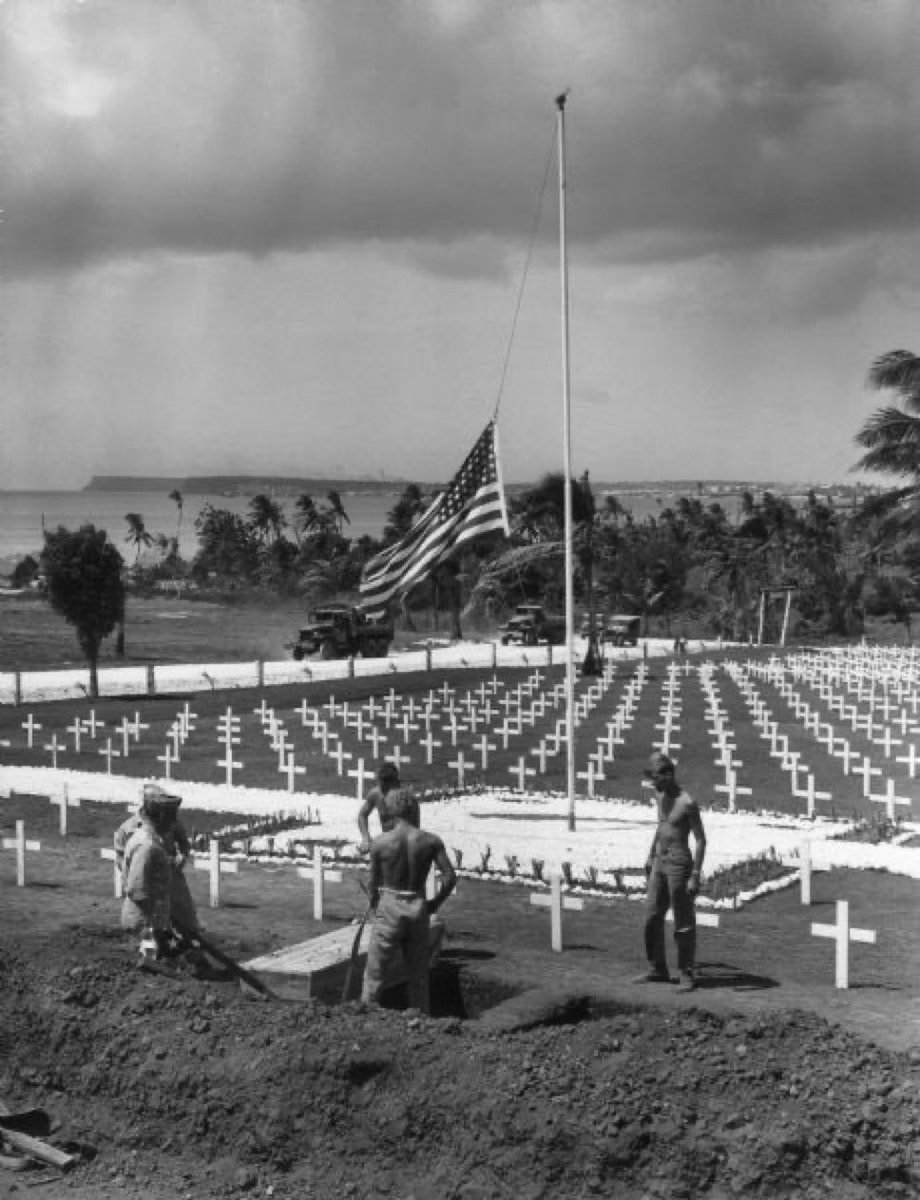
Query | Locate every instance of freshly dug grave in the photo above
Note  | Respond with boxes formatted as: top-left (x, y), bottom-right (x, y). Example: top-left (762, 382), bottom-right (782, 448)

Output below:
top-left (1, 924), bottom-right (918, 1200)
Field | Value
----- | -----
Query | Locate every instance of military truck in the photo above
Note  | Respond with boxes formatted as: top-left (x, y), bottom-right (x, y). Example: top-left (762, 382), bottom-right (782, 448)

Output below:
top-left (289, 604), bottom-right (394, 660)
top-left (499, 604), bottom-right (567, 646)
top-left (604, 614), bottom-right (641, 646)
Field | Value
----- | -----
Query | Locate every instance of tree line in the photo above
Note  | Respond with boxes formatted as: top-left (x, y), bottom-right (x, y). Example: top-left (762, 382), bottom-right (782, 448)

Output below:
top-left (27, 348), bottom-right (920, 692)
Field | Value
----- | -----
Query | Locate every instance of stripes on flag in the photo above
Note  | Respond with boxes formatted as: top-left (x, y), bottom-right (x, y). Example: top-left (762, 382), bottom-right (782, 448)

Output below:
top-left (359, 420), bottom-right (510, 611)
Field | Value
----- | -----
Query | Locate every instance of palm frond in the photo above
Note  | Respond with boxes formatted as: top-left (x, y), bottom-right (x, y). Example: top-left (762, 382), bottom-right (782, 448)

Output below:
top-left (868, 350), bottom-right (920, 409)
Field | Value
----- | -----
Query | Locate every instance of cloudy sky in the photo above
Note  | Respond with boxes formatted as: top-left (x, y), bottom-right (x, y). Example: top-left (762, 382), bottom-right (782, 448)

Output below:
top-left (4, 0), bottom-right (919, 490)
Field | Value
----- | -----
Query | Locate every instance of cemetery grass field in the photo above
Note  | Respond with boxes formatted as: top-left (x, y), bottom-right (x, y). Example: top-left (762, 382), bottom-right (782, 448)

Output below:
top-left (2, 608), bottom-right (920, 1196)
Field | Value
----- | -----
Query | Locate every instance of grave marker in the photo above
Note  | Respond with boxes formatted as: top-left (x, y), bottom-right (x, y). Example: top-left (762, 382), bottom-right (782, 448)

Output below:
top-left (193, 840), bottom-right (240, 908)
top-left (2, 821), bottom-right (41, 887)
top-left (296, 846), bottom-right (343, 920)
top-left (810, 899), bottom-right (876, 989)
top-left (529, 874), bottom-right (585, 952)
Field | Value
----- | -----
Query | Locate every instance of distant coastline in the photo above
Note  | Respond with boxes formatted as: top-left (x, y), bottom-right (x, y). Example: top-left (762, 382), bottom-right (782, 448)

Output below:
top-left (82, 474), bottom-right (411, 496)
top-left (79, 474), bottom-right (877, 503)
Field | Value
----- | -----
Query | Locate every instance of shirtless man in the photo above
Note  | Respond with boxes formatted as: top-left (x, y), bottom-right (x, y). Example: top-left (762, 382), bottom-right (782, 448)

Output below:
top-left (357, 762), bottom-right (418, 852)
top-left (361, 788), bottom-right (456, 1014)
top-left (639, 752), bottom-right (707, 992)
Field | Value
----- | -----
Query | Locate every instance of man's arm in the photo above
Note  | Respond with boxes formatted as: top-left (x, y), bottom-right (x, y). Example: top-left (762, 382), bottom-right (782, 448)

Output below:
top-left (688, 806), bottom-right (706, 893)
top-left (367, 844), bottom-right (382, 911)
top-left (427, 841), bottom-right (457, 916)
top-left (357, 796), bottom-right (376, 852)
top-left (645, 829), bottom-right (659, 876)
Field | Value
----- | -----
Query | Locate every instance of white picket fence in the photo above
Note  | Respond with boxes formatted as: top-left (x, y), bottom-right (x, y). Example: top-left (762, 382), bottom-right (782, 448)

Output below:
top-left (0, 638), bottom-right (693, 706)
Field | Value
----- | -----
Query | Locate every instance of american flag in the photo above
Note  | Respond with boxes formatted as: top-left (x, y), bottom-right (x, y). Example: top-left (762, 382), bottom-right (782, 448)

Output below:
top-left (359, 420), bottom-right (510, 611)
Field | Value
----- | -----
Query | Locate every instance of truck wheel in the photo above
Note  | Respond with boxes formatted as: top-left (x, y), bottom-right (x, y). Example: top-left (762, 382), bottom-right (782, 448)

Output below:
top-left (525, 631), bottom-right (537, 647)
top-left (292, 647), bottom-right (305, 661)
top-left (319, 641), bottom-right (335, 660)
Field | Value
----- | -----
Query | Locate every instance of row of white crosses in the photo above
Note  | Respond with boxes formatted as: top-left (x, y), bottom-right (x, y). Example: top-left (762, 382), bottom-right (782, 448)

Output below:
top-left (721, 663), bottom-right (826, 816)
top-left (579, 663), bottom-right (648, 797)
top-left (698, 664), bottom-right (752, 812)
top-left (748, 654), bottom-right (913, 820)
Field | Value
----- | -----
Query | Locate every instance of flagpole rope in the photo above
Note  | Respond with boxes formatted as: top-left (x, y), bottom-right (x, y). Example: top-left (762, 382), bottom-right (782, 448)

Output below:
top-left (492, 120), bottom-right (558, 423)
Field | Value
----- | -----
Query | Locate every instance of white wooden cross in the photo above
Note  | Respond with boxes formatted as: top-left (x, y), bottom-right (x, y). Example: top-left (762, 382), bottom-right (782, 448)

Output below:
top-left (868, 778), bottom-right (912, 821)
top-left (443, 713), bottom-right (461, 747)
top-left (530, 742), bottom-right (550, 774)
top-left (473, 735), bottom-right (495, 770)
top-left (793, 773), bottom-right (831, 819)
top-left (529, 874), bottom-right (585, 952)
top-left (296, 845), bottom-right (344, 920)
top-left (281, 752), bottom-right (307, 793)
top-left (328, 741), bottom-right (353, 776)
top-left (2, 821), bottom-right (41, 887)
top-left (166, 723), bottom-right (182, 761)
top-left (43, 733), bottom-right (64, 769)
top-left (386, 743), bottom-right (410, 773)
top-left (254, 697), bottom-right (272, 720)
top-left (84, 709), bottom-right (105, 738)
top-left (577, 761), bottom-right (600, 797)
top-left (21, 713), bottom-right (42, 748)
top-left (714, 770), bottom-right (752, 813)
top-left (116, 716), bottom-right (133, 758)
top-left (832, 740), bottom-right (862, 774)
top-left (873, 727), bottom-right (903, 759)
top-left (811, 900), bottom-right (876, 989)
top-left (130, 711), bottom-right (150, 741)
top-left (366, 726), bottom-right (388, 758)
top-left (179, 701), bottom-right (197, 735)
top-left (158, 744), bottom-right (176, 780)
top-left (895, 742), bottom-right (920, 778)
top-left (508, 755), bottom-right (536, 791)
top-left (396, 712), bottom-right (416, 743)
top-left (50, 786), bottom-right (80, 836)
top-left (98, 737), bottom-right (120, 774)
top-left (216, 742), bottom-right (242, 787)
top-left (347, 757), bottom-right (374, 800)
top-left (449, 752), bottom-right (469, 788)
top-left (193, 840), bottom-right (240, 908)
top-left (418, 730), bottom-right (443, 766)
top-left (67, 716), bottom-right (83, 753)
top-left (851, 756), bottom-right (882, 797)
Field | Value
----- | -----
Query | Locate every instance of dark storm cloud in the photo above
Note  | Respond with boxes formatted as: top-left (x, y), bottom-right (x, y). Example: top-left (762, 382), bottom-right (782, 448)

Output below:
top-left (7, 0), bottom-right (920, 277)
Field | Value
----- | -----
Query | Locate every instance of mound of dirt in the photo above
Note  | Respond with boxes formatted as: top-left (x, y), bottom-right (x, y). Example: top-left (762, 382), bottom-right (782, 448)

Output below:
top-left (1, 926), bottom-right (918, 1199)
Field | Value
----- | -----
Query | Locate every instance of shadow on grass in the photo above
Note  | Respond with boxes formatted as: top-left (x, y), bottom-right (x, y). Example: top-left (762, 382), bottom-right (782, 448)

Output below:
top-left (440, 947), bottom-right (496, 963)
top-left (696, 961), bottom-right (779, 991)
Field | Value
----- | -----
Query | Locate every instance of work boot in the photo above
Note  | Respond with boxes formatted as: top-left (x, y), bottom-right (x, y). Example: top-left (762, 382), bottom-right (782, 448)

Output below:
top-left (633, 964), bottom-right (672, 984)
top-left (677, 971), bottom-right (696, 993)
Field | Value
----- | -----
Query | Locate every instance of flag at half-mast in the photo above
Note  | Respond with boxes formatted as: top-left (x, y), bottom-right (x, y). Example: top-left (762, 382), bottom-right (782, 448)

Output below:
top-left (360, 419), bottom-right (510, 611)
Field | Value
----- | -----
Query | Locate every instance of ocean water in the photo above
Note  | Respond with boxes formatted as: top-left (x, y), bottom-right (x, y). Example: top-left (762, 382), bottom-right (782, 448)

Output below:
top-left (0, 486), bottom-right (744, 571)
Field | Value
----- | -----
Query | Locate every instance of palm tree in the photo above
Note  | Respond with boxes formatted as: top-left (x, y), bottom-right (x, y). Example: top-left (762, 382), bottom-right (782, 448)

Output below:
top-left (248, 494), bottom-right (286, 545)
top-left (853, 349), bottom-right (920, 526)
top-left (169, 489), bottom-right (184, 554)
top-left (325, 489), bottom-right (350, 536)
top-left (124, 512), bottom-right (153, 563)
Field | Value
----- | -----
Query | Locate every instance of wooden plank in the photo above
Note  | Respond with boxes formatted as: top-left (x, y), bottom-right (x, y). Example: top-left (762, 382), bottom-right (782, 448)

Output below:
top-left (241, 920), bottom-right (445, 1002)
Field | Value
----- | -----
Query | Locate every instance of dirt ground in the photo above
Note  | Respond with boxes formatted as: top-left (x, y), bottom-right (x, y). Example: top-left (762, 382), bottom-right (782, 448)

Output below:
top-left (1, 798), bottom-right (919, 1200)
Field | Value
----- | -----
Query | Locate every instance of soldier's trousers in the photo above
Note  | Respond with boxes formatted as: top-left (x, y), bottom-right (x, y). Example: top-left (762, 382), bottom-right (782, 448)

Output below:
top-left (362, 891), bottom-right (430, 1013)
top-left (644, 860), bottom-right (696, 973)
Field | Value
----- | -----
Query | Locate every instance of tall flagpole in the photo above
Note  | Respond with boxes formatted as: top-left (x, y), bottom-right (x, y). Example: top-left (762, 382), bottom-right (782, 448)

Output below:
top-left (556, 91), bottom-right (576, 833)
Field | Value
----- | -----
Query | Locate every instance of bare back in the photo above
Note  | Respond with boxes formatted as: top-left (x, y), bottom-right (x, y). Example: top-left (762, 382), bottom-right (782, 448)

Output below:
top-left (370, 823), bottom-right (443, 895)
